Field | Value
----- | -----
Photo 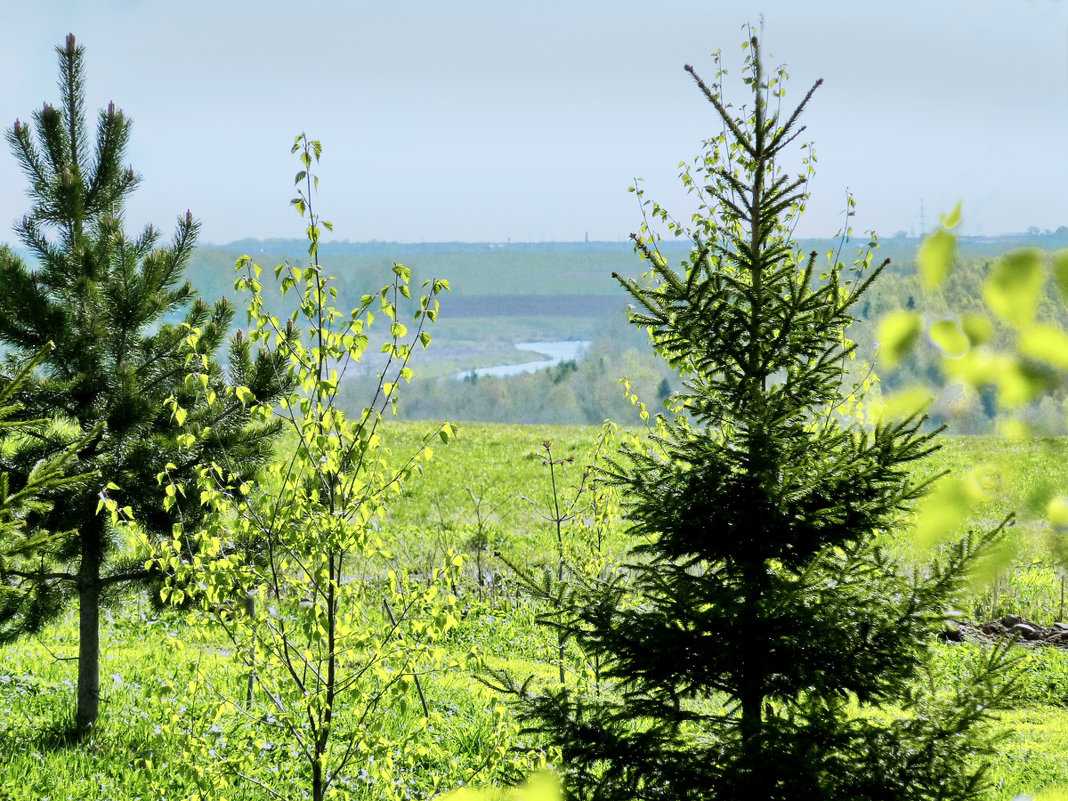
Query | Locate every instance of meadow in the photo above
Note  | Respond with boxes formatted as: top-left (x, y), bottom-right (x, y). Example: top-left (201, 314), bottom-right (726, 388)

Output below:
top-left (2, 422), bottom-right (1068, 800)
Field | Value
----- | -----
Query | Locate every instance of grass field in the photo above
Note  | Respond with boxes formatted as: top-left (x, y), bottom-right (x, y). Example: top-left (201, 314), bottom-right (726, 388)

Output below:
top-left (2, 423), bottom-right (1068, 799)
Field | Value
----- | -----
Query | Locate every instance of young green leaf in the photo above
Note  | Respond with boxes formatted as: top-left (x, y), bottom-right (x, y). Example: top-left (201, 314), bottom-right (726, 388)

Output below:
top-left (1048, 496), bottom-right (1068, 531)
top-left (960, 313), bottom-right (993, 346)
top-left (918, 228), bottom-right (957, 289)
top-left (873, 386), bottom-right (934, 421)
top-left (1019, 324), bottom-right (1068, 370)
top-left (877, 310), bottom-right (921, 367)
top-left (940, 200), bottom-right (963, 229)
top-left (983, 248), bottom-right (1045, 327)
top-left (929, 317), bottom-right (969, 357)
top-left (1052, 249), bottom-right (1068, 303)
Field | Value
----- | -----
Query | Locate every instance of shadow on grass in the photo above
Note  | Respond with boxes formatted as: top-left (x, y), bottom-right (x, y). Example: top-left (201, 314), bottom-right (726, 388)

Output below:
top-left (0, 705), bottom-right (92, 754)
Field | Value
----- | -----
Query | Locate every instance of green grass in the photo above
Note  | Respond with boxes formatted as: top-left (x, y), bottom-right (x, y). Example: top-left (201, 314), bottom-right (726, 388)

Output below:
top-left (380, 420), bottom-right (620, 567)
top-left (0, 607), bottom-right (197, 799)
top-left (913, 436), bottom-right (1068, 524)
top-left (988, 708), bottom-right (1068, 797)
top-left (0, 601), bottom-right (557, 799)
top-left (928, 641), bottom-right (1068, 797)
top-left (897, 435), bottom-right (1068, 623)
top-left (3, 426), bottom-right (1068, 799)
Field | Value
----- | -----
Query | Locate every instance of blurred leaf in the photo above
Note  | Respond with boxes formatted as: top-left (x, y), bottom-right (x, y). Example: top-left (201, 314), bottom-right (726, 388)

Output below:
top-left (435, 771), bottom-right (561, 801)
top-left (1022, 474), bottom-right (1061, 517)
top-left (877, 311), bottom-right (922, 368)
top-left (912, 474), bottom-right (982, 549)
top-left (916, 462), bottom-right (1001, 551)
top-left (929, 317), bottom-right (969, 357)
top-left (960, 313), bottom-right (993, 346)
top-left (1047, 497), bottom-right (1068, 531)
top-left (982, 248), bottom-right (1045, 327)
top-left (997, 359), bottom-right (1047, 407)
top-left (1019, 323), bottom-right (1068, 370)
top-left (513, 771), bottom-right (562, 801)
top-left (940, 200), bottom-right (963, 229)
top-left (968, 533), bottom-right (1017, 595)
top-left (942, 349), bottom-right (1003, 386)
top-left (873, 387), bottom-right (934, 421)
top-left (1053, 250), bottom-right (1068, 304)
top-left (995, 418), bottom-right (1030, 439)
top-left (917, 228), bottom-right (956, 289)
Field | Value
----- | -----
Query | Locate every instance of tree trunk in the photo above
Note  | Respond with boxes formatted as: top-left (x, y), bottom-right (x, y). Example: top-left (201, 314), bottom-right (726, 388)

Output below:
top-left (312, 757), bottom-right (324, 801)
top-left (738, 627), bottom-right (764, 793)
top-left (245, 590), bottom-right (256, 710)
top-left (739, 669), bottom-right (764, 795)
top-left (76, 521), bottom-right (102, 736)
top-left (739, 562), bottom-right (768, 798)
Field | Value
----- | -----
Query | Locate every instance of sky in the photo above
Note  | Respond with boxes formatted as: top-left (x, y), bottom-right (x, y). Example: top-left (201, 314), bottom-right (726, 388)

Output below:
top-left (1, 0), bottom-right (1066, 245)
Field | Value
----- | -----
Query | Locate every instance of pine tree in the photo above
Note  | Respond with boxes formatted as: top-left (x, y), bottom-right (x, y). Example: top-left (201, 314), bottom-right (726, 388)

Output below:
top-left (500, 37), bottom-right (1017, 801)
top-left (0, 34), bottom-right (288, 736)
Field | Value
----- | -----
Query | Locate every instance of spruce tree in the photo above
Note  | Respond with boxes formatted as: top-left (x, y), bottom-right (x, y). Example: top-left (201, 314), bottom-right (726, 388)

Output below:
top-left (502, 37), bottom-right (1017, 801)
top-left (0, 35), bottom-right (287, 736)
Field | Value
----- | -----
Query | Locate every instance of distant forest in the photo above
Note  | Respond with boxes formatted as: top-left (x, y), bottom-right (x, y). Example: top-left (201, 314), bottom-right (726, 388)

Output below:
top-left (118, 229), bottom-right (1068, 430)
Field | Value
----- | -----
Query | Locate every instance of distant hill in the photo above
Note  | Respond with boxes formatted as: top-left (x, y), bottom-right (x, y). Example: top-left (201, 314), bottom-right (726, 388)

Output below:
top-left (9, 229), bottom-right (1067, 279)
top-left (184, 232), bottom-right (1068, 311)
top-left (196, 229), bottom-right (1068, 281)
top-left (204, 229), bottom-right (1068, 257)
top-left (203, 239), bottom-right (661, 257)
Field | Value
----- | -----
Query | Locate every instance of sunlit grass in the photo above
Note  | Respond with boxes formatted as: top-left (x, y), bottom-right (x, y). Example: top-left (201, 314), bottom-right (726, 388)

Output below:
top-left (2, 427), bottom-right (1068, 799)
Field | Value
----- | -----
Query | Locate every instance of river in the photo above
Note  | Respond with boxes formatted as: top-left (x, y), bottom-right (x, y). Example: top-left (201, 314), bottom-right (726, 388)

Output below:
top-left (453, 340), bottom-right (590, 380)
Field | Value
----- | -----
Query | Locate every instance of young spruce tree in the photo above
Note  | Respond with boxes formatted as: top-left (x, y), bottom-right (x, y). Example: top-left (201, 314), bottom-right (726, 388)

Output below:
top-left (0, 35), bottom-right (287, 736)
top-left (503, 37), bottom-right (1017, 801)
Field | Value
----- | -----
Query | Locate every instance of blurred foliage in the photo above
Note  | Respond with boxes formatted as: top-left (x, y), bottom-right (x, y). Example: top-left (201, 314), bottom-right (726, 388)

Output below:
top-left (438, 770), bottom-right (561, 801)
top-left (878, 208), bottom-right (1068, 596)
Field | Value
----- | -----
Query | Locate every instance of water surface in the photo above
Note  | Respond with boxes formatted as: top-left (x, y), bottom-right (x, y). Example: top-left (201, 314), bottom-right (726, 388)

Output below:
top-left (454, 340), bottom-right (590, 380)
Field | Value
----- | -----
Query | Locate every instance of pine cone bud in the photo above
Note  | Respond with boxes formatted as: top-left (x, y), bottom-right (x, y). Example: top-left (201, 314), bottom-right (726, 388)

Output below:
top-left (66, 33), bottom-right (76, 51)
top-left (12, 119), bottom-right (20, 134)
top-left (235, 329), bottom-right (243, 345)
top-left (185, 210), bottom-right (193, 226)
top-left (107, 102), bottom-right (115, 117)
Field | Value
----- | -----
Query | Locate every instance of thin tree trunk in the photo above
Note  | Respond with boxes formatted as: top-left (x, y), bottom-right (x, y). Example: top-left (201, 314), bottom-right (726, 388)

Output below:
top-left (312, 551), bottom-right (338, 801)
top-left (739, 44), bottom-right (769, 796)
top-left (76, 521), bottom-right (102, 736)
top-left (739, 688), bottom-right (763, 790)
top-left (311, 760), bottom-right (322, 801)
top-left (245, 590), bottom-right (256, 709)
top-left (738, 574), bottom-right (766, 798)
top-left (312, 759), bottom-right (324, 801)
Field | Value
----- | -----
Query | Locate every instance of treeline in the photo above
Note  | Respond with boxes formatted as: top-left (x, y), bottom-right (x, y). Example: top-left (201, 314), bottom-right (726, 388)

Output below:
top-left (171, 236), bottom-right (1068, 432)
top-left (329, 243), bottom-right (1068, 432)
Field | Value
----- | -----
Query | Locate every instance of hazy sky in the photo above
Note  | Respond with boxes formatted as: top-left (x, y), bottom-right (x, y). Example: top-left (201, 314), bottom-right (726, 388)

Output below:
top-left (1, 1), bottom-right (1066, 244)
